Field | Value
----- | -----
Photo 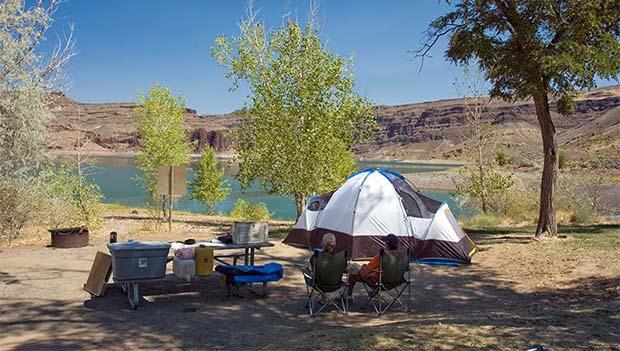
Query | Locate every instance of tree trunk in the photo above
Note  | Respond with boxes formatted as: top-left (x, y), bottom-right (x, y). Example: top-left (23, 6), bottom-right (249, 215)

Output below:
top-left (533, 90), bottom-right (558, 238)
top-left (295, 193), bottom-right (307, 217)
top-left (478, 161), bottom-right (488, 213)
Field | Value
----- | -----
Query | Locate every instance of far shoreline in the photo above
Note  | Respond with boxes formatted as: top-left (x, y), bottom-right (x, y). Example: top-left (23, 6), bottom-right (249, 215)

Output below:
top-left (50, 150), bottom-right (467, 167)
top-left (50, 150), bottom-right (462, 191)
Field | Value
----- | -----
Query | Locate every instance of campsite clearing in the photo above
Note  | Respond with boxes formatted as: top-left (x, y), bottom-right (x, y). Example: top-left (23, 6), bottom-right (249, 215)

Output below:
top-left (0, 212), bottom-right (618, 350)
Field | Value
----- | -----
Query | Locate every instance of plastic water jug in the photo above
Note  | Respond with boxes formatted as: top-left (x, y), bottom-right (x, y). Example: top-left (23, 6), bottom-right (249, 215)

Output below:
top-left (173, 257), bottom-right (196, 282)
top-left (194, 245), bottom-right (214, 276)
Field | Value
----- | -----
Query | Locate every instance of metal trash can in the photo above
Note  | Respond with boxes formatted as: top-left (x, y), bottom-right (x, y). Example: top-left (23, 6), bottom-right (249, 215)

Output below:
top-left (232, 221), bottom-right (268, 244)
top-left (107, 241), bottom-right (170, 281)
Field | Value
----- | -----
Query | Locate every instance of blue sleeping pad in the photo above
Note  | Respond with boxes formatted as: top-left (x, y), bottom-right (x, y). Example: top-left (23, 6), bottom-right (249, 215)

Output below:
top-left (215, 263), bottom-right (284, 285)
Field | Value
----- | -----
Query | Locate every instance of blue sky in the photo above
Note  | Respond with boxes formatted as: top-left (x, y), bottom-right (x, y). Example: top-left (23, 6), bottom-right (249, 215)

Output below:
top-left (52, 0), bottom-right (616, 114)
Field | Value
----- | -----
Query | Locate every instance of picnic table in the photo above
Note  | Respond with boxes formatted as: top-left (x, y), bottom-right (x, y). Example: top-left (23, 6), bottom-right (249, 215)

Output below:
top-left (170, 240), bottom-right (275, 266)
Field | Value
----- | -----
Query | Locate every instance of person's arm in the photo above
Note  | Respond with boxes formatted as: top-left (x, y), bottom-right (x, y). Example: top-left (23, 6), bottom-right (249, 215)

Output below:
top-left (360, 255), bottom-right (380, 275)
top-left (366, 255), bottom-right (380, 271)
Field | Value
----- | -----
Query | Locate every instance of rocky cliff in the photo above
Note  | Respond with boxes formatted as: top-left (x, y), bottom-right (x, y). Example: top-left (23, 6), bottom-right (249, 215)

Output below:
top-left (49, 85), bottom-right (620, 161)
top-left (49, 94), bottom-right (237, 154)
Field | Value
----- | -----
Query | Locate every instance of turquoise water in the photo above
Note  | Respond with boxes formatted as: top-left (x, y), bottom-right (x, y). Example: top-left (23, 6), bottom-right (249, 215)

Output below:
top-left (81, 156), bottom-right (464, 220)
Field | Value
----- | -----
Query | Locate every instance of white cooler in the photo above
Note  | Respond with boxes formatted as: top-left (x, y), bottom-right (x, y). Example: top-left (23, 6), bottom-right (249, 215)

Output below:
top-left (173, 257), bottom-right (196, 282)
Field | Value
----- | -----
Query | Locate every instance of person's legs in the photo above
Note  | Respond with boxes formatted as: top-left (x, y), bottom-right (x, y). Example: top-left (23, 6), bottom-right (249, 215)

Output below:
top-left (347, 272), bottom-right (361, 296)
top-left (361, 269), bottom-right (379, 286)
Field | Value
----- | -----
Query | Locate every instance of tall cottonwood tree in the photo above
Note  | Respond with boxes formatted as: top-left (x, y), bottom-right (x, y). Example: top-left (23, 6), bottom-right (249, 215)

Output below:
top-left (417, 0), bottom-right (620, 237)
top-left (0, 0), bottom-right (74, 241)
top-left (212, 6), bottom-right (375, 216)
top-left (134, 85), bottom-right (192, 199)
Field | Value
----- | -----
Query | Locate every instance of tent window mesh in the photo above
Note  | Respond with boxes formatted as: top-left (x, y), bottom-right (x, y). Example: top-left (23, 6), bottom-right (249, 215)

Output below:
top-left (419, 194), bottom-right (441, 213)
top-left (307, 192), bottom-right (334, 211)
top-left (398, 191), bottom-right (422, 217)
top-left (319, 192), bottom-right (333, 210)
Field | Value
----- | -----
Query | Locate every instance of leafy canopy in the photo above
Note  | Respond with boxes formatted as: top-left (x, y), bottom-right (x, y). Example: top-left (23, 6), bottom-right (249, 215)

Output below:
top-left (212, 12), bottom-right (375, 207)
top-left (189, 146), bottom-right (230, 214)
top-left (420, 0), bottom-right (620, 100)
top-left (134, 85), bottom-right (192, 196)
top-left (0, 0), bottom-right (74, 240)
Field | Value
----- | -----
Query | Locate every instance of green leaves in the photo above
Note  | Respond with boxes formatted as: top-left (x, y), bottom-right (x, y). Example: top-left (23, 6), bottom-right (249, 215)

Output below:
top-left (0, 0), bottom-right (73, 241)
top-left (134, 85), bottom-right (192, 196)
top-left (557, 94), bottom-right (575, 115)
top-left (45, 163), bottom-right (103, 231)
top-left (423, 0), bottom-right (620, 98)
top-left (230, 199), bottom-right (270, 221)
top-left (421, 0), bottom-right (620, 236)
top-left (453, 164), bottom-right (515, 215)
top-left (189, 147), bottom-right (230, 214)
top-left (213, 13), bottom-right (375, 214)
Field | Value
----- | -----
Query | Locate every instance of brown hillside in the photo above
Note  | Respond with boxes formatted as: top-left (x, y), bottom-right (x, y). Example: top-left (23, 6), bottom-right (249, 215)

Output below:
top-left (49, 85), bottom-right (620, 161)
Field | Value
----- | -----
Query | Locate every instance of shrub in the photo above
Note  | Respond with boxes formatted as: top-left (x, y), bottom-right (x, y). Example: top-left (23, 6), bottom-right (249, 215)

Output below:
top-left (454, 174), bottom-right (540, 224)
top-left (452, 165), bottom-right (514, 214)
top-left (558, 152), bottom-right (569, 169)
top-left (0, 178), bottom-right (47, 243)
top-left (230, 199), bottom-right (270, 221)
top-left (461, 213), bottom-right (504, 228)
top-left (45, 164), bottom-right (104, 232)
top-left (556, 173), bottom-right (597, 224)
top-left (570, 204), bottom-right (592, 224)
top-left (495, 150), bottom-right (509, 166)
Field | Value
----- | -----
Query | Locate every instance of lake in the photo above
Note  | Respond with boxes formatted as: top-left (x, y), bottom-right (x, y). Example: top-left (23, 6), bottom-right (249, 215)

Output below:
top-left (80, 156), bottom-right (465, 221)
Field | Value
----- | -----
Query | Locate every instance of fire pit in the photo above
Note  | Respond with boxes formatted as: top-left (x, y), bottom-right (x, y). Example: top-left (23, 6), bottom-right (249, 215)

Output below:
top-left (49, 227), bottom-right (89, 248)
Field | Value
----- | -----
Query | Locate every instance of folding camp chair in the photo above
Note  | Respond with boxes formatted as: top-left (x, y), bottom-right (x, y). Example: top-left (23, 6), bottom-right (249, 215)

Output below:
top-left (303, 250), bottom-right (348, 317)
top-left (362, 249), bottom-right (411, 315)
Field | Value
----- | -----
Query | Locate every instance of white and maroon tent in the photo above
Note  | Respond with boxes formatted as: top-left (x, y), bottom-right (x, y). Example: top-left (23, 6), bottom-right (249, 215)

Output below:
top-left (283, 168), bottom-right (477, 263)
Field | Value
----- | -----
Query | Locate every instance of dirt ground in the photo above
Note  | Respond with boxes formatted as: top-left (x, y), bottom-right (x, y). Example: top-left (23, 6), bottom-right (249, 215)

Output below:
top-left (0, 212), bottom-right (618, 351)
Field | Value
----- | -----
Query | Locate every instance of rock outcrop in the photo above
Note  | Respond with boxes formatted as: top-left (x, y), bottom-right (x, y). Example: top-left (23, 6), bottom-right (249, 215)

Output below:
top-left (49, 85), bottom-right (620, 160)
top-left (49, 93), bottom-right (236, 154)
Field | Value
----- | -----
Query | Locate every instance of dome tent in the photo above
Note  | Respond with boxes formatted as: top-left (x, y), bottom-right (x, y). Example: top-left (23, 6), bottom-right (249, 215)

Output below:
top-left (283, 168), bottom-right (477, 262)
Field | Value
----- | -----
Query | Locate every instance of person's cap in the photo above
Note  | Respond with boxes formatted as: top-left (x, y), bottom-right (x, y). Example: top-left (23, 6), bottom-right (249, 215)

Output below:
top-left (384, 234), bottom-right (398, 248)
top-left (322, 233), bottom-right (336, 246)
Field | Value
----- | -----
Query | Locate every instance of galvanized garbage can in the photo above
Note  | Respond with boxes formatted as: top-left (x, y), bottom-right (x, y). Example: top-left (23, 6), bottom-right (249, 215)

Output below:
top-left (107, 241), bottom-right (170, 281)
top-left (232, 221), bottom-right (268, 244)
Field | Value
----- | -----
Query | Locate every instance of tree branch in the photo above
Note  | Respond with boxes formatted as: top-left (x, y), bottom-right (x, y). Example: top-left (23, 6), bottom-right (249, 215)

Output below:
top-left (412, 25), bottom-right (462, 73)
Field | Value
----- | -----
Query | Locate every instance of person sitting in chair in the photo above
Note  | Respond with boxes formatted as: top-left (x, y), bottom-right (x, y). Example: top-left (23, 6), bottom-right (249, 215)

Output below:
top-left (309, 233), bottom-right (336, 271)
top-left (347, 233), bottom-right (399, 300)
